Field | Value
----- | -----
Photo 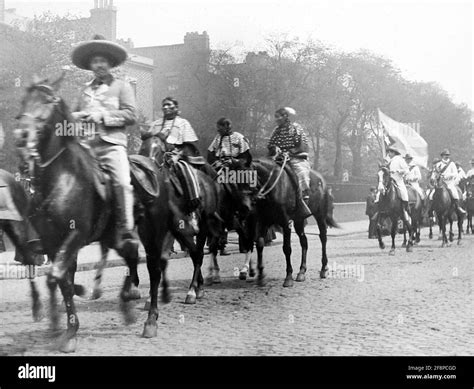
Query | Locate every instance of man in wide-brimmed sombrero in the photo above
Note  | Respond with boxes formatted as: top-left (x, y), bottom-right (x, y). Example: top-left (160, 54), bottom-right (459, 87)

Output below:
top-left (433, 149), bottom-right (466, 214)
top-left (71, 34), bottom-right (138, 252)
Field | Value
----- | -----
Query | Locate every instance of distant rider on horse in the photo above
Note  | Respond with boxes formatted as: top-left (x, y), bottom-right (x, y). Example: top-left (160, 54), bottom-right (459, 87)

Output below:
top-left (433, 149), bottom-right (466, 214)
top-left (207, 117), bottom-right (252, 169)
top-left (404, 154), bottom-right (425, 201)
top-left (383, 146), bottom-right (411, 221)
top-left (71, 34), bottom-right (138, 253)
top-left (267, 107), bottom-right (312, 218)
top-left (467, 159), bottom-right (474, 179)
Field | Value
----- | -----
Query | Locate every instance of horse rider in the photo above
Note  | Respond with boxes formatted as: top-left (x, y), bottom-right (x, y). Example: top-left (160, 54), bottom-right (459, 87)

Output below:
top-left (70, 34), bottom-right (138, 253)
top-left (267, 107), bottom-right (312, 218)
top-left (207, 117), bottom-right (252, 169)
top-left (433, 149), bottom-right (466, 214)
top-left (404, 154), bottom-right (425, 201)
top-left (467, 158), bottom-right (474, 178)
top-left (148, 96), bottom-right (201, 231)
top-left (455, 161), bottom-right (468, 200)
top-left (207, 117), bottom-right (252, 256)
top-left (383, 146), bottom-right (411, 221)
top-left (426, 157), bottom-right (441, 201)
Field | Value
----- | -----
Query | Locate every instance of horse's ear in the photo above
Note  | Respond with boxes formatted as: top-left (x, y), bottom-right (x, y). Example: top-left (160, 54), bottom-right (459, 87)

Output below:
top-left (51, 71), bottom-right (66, 91)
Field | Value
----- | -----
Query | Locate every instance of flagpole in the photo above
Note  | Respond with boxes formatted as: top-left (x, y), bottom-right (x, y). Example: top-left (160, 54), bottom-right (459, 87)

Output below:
top-left (377, 109), bottom-right (386, 160)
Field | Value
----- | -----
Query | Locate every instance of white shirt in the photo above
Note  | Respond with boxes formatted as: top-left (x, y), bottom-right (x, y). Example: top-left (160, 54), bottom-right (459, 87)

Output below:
top-left (434, 159), bottom-right (458, 182)
top-left (405, 163), bottom-right (422, 183)
top-left (389, 155), bottom-right (409, 180)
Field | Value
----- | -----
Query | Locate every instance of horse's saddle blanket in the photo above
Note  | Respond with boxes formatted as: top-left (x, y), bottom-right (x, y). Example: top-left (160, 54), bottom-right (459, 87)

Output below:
top-left (169, 160), bottom-right (200, 200)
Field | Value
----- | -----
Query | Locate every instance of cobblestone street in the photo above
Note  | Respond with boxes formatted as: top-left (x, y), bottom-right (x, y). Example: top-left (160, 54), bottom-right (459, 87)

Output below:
top-left (0, 227), bottom-right (472, 356)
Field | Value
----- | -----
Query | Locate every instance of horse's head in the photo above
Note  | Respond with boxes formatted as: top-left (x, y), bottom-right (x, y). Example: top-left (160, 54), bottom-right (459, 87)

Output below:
top-left (377, 165), bottom-right (390, 194)
top-left (429, 167), bottom-right (442, 188)
top-left (15, 73), bottom-right (69, 160)
top-left (138, 131), bottom-right (167, 166)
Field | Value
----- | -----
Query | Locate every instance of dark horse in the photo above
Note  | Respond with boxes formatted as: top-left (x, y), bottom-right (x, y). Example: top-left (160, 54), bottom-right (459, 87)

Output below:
top-left (241, 155), bottom-right (338, 287)
top-left (401, 184), bottom-right (423, 247)
top-left (429, 170), bottom-right (464, 246)
top-left (137, 133), bottom-right (223, 337)
top-left (15, 75), bottom-right (141, 352)
top-left (0, 169), bottom-right (45, 321)
top-left (375, 166), bottom-right (414, 255)
top-left (464, 177), bottom-right (474, 234)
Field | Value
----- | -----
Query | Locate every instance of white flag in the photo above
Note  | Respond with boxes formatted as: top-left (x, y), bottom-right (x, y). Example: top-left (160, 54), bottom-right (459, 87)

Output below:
top-left (378, 109), bottom-right (428, 168)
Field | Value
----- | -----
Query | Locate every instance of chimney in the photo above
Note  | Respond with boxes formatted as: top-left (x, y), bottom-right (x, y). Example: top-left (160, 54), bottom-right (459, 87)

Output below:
top-left (90, 0), bottom-right (117, 40)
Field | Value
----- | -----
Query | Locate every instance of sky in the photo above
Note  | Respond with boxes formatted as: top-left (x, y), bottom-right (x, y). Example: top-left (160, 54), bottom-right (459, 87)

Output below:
top-left (7, 0), bottom-right (473, 108)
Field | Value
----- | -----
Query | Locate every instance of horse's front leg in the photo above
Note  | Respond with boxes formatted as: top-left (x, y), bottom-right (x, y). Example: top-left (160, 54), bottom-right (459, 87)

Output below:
top-left (316, 217), bottom-right (329, 279)
top-left (294, 219), bottom-right (308, 282)
top-left (376, 216), bottom-right (385, 250)
top-left (282, 224), bottom-right (293, 287)
top-left (457, 212), bottom-right (463, 245)
top-left (402, 226), bottom-right (407, 248)
top-left (255, 223), bottom-right (267, 286)
top-left (402, 214), bottom-right (414, 253)
top-left (56, 263), bottom-right (80, 353)
top-left (449, 218), bottom-right (454, 242)
top-left (90, 242), bottom-right (108, 300)
top-left (389, 217), bottom-right (398, 255)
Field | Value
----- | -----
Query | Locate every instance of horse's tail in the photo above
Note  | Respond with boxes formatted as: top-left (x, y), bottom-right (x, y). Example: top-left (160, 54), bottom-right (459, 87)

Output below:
top-left (323, 186), bottom-right (339, 229)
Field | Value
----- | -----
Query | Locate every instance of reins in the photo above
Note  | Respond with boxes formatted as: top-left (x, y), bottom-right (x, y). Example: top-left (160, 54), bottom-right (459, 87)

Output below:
top-left (256, 153), bottom-right (289, 199)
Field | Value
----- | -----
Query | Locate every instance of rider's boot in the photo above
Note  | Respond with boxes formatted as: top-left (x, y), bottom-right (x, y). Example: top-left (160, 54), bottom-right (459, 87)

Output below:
top-left (297, 190), bottom-right (312, 219)
top-left (113, 185), bottom-right (138, 256)
top-left (453, 199), bottom-right (466, 215)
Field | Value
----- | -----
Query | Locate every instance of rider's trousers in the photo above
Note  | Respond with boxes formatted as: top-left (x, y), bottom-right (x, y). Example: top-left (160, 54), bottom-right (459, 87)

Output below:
top-left (288, 157), bottom-right (311, 194)
top-left (92, 141), bottom-right (134, 231)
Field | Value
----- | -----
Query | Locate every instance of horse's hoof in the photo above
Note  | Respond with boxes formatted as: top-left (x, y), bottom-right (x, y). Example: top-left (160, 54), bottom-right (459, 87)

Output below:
top-left (89, 287), bottom-right (103, 300)
top-left (406, 245), bottom-right (413, 253)
top-left (129, 286), bottom-right (141, 300)
top-left (249, 268), bottom-right (256, 278)
top-left (379, 243), bottom-right (385, 250)
top-left (161, 291), bottom-right (172, 304)
top-left (185, 291), bottom-right (196, 305)
top-left (59, 336), bottom-right (77, 353)
top-left (142, 322), bottom-right (157, 338)
top-left (320, 269), bottom-right (328, 279)
top-left (401, 243), bottom-right (407, 248)
top-left (296, 273), bottom-right (306, 282)
top-left (415, 237), bottom-right (420, 243)
top-left (120, 300), bottom-right (137, 325)
top-left (143, 299), bottom-right (151, 311)
top-left (257, 275), bottom-right (266, 287)
top-left (212, 275), bottom-right (221, 284)
top-left (239, 270), bottom-right (247, 280)
top-left (74, 284), bottom-right (86, 297)
top-left (196, 287), bottom-right (205, 300)
top-left (32, 306), bottom-right (45, 322)
top-left (429, 234), bottom-right (433, 239)
top-left (389, 249), bottom-right (395, 256)
top-left (283, 277), bottom-right (294, 288)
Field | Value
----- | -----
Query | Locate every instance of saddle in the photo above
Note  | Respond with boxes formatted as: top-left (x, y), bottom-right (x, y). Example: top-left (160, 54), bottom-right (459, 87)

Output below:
top-left (129, 155), bottom-right (160, 203)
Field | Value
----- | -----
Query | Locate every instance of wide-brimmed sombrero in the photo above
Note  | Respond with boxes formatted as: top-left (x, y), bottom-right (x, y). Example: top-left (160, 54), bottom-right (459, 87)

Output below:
top-left (71, 34), bottom-right (128, 70)
top-left (387, 145), bottom-right (401, 155)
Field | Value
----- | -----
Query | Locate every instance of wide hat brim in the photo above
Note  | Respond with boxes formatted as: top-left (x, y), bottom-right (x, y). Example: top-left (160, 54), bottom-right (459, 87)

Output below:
top-left (71, 40), bottom-right (128, 70)
top-left (387, 147), bottom-right (401, 155)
